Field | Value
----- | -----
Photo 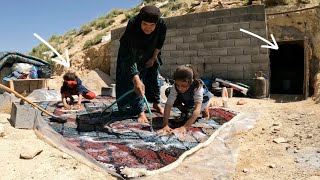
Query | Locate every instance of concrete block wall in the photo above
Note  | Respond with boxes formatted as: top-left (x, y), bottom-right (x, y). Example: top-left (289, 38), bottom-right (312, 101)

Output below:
top-left (110, 5), bottom-right (269, 86)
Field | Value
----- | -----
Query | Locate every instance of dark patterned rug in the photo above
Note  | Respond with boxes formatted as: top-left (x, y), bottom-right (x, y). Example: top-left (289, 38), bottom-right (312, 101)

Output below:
top-left (38, 96), bottom-right (238, 177)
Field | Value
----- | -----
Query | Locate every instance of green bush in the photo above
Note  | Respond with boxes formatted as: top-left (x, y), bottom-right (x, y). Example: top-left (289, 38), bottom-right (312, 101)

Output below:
top-left (96, 19), bottom-right (115, 29)
top-left (67, 38), bottom-right (74, 49)
top-left (105, 9), bottom-right (124, 19)
top-left (29, 43), bottom-right (51, 59)
top-left (82, 33), bottom-right (104, 50)
top-left (296, 0), bottom-right (310, 4)
top-left (77, 25), bottom-right (92, 36)
top-left (64, 29), bottom-right (77, 39)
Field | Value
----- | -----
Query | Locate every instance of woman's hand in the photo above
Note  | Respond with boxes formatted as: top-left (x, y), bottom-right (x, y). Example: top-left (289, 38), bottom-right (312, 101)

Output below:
top-left (157, 125), bottom-right (172, 135)
top-left (134, 79), bottom-right (145, 96)
top-left (172, 126), bottom-right (187, 135)
top-left (145, 58), bottom-right (155, 68)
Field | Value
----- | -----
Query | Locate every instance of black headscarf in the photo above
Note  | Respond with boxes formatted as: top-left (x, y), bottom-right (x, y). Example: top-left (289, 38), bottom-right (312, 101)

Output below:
top-left (139, 5), bottom-right (161, 23)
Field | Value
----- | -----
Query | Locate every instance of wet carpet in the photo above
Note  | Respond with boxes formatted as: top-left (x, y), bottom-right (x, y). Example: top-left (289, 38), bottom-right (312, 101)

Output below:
top-left (38, 96), bottom-right (238, 177)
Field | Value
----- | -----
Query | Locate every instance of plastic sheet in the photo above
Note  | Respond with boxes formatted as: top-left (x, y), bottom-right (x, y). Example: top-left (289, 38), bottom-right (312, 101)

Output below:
top-left (33, 103), bottom-right (256, 179)
top-left (129, 112), bottom-right (257, 179)
top-left (26, 89), bottom-right (61, 102)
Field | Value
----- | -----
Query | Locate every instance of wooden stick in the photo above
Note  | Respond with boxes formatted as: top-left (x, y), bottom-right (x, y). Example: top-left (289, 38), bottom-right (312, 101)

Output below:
top-left (0, 83), bottom-right (54, 117)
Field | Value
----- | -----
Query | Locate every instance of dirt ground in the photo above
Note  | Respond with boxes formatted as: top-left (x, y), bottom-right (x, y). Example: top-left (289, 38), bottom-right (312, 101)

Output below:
top-left (0, 95), bottom-right (319, 180)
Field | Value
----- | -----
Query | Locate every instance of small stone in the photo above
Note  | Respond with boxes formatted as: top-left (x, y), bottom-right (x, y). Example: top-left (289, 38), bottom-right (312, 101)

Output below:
top-left (307, 134), bottom-right (313, 138)
top-left (295, 123), bottom-right (300, 125)
top-left (274, 127), bottom-right (281, 131)
top-left (273, 123), bottom-right (280, 126)
top-left (316, 150), bottom-right (320, 153)
top-left (273, 137), bottom-right (288, 144)
top-left (269, 164), bottom-right (276, 168)
top-left (0, 124), bottom-right (5, 137)
top-left (294, 159), bottom-right (299, 163)
top-left (62, 154), bottom-right (71, 159)
top-left (294, 149), bottom-right (299, 153)
top-left (262, 128), bottom-right (265, 131)
top-left (243, 168), bottom-right (248, 173)
top-left (20, 145), bottom-right (43, 159)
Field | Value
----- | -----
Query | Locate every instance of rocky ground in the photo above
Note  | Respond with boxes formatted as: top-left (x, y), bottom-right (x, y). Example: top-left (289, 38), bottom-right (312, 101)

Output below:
top-left (0, 95), bottom-right (319, 179)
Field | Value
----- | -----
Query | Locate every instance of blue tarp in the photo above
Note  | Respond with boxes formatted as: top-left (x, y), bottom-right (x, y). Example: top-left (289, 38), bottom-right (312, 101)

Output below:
top-left (0, 51), bottom-right (49, 70)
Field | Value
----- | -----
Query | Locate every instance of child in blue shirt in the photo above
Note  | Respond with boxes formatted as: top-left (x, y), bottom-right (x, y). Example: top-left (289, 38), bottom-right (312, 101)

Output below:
top-left (60, 72), bottom-right (96, 110)
top-left (158, 64), bottom-right (213, 134)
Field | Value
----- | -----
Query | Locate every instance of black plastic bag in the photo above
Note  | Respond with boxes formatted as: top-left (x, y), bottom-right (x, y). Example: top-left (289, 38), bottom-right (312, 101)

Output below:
top-left (37, 65), bottom-right (52, 78)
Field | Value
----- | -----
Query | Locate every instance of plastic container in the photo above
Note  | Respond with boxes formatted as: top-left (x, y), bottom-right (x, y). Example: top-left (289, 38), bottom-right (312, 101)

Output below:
top-left (222, 87), bottom-right (228, 108)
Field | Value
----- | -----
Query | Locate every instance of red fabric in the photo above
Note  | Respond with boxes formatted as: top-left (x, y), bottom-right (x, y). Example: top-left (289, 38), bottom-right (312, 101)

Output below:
top-left (83, 92), bottom-right (96, 100)
top-left (65, 80), bottom-right (77, 86)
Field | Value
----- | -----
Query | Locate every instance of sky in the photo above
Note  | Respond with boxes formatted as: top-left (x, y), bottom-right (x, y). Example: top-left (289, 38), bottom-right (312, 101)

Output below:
top-left (0, 0), bottom-right (141, 53)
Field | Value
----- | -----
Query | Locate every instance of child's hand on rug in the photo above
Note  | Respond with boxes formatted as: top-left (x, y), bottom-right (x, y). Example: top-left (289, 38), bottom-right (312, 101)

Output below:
top-left (64, 104), bottom-right (72, 110)
top-left (172, 126), bottom-right (187, 135)
top-left (157, 125), bottom-right (172, 135)
top-left (73, 104), bottom-right (82, 110)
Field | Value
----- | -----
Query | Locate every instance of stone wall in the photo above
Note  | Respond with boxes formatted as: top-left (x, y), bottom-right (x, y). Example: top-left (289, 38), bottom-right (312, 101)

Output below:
top-left (110, 5), bottom-right (269, 86)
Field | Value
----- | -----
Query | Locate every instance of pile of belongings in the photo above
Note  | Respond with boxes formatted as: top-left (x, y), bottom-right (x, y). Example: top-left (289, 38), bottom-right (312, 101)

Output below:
top-left (0, 51), bottom-right (52, 81)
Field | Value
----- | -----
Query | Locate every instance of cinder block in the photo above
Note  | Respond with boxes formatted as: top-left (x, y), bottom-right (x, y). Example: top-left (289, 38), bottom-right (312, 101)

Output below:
top-left (222, 16), bottom-right (240, 24)
top-left (198, 49), bottom-right (212, 56)
top-left (171, 37), bottom-right (184, 43)
top-left (198, 34), bottom-right (212, 42)
top-left (191, 19), bottom-right (207, 27)
top-left (184, 50), bottom-right (197, 57)
top-left (204, 56), bottom-right (219, 64)
top-left (191, 57), bottom-right (204, 64)
top-left (190, 43), bottom-right (204, 50)
top-left (183, 35), bottom-right (197, 43)
top-left (190, 27), bottom-right (204, 35)
top-left (231, 7), bottom-right (248, 16)
top-left (219, 40), bottom-right (235, 47)
top-left (227, 47), bottom-right (243, 55)
top-left (244, 47), bottom-right (259, 55)
top-left (11, 103), bottom-right (36, 129)
top-left (211, 64), bottom-right (228, 71)
top-left (166, 30), bottom-right (177, 37)
top-left (218, 24), bottom-right (234, 32)
top-left (101, 87), bottom-right (113, 96)
top-left (227, 31), bottom-right (243, 39)
top-left (228, 71), bottom-right (244, 80)
top-left (176, 57), bottom-right (191, 64)
top-left (212, 32), bottom-right (227, 40)
top-left (227, 64), bottom-right (244, 71)
top-left (233, 22), bottom-right (250, 31)
top-left (220, 56), bottom-right (236, 64)
top-left (252, 54), bottom-right (269, 63)
top-left (176, 29), bottom-right (190, 36)
top-left (235, 38), bottom-right (251, 46)
top-left (170, 51), bottom-right (184, 57)
top-left (204, 41), bottom-right (219, 48)
top-left (163, 44), bottom-right (177, 51)
top-left (177, 43), bottom-right (189, 50)
top-left (212, 48), bottom-right (227, 56)
top-left (204, 25), bottom-right (219, 33)
top-left (207, 18), bottom-right (223, 25)
top-left (236, 55), bottom-right (252, 63)
top-left (250, 21), bottom-right (266, 29)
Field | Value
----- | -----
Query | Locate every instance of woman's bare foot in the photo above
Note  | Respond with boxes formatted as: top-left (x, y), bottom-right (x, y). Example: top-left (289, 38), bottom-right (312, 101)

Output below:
top-left (153, 104), bottom-right (164, 114)
top-left (137, 112), bottom-right (149, 124)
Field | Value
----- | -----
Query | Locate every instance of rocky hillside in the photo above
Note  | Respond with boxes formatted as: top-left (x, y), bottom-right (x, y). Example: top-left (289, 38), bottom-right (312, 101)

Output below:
top-left (29, 0), bottom-right (319, 77)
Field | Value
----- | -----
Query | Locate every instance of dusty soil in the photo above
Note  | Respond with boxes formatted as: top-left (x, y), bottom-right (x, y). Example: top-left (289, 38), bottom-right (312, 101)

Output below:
top-left (0, 95), bottom-right (319, 179)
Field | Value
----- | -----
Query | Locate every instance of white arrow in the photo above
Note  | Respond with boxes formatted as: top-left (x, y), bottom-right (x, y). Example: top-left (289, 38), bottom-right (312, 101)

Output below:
top-left (240, 28), bottom-right (279, 50)
top-left (33, 33), bottom-right (70, 68)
